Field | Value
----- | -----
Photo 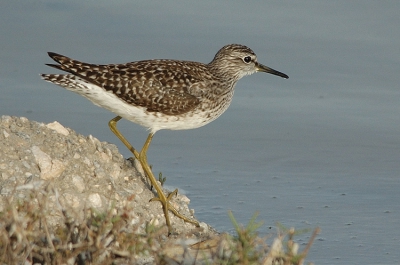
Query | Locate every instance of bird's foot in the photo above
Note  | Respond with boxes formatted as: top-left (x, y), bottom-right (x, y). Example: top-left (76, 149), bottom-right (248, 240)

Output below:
top-left (150, 188), bottom-right (200, 231)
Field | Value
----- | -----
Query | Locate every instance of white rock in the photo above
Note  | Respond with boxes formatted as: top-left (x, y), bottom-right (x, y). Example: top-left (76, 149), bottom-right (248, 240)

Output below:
top-left (72, 175), bottom-right (85, 193)
top-left (46, 121), bottom-right (69, 136)
top-left (109, 164), bottom-right (121, 179)
top-left (1, 115), bottom-right (12, 123)
top-left (2, 130), bottom-right (9, 138)
top-left (31, 146), bottom-right (65, 180)
top-left (149, 217), bottom-right (159, 227)
top-left (87, 193), bottom-right (102, 208)
top-left (179, 194), bottom-right (190, 204)
top-left (83, 157), bottom-right (92, 166)
top-left (96, 150), bottom-right (110, 162)
top-left (1, 172), bottom-right (10, 180)
top-left (199, 222), bottom-right (209, 232)
top-left (20, 117), bottom-right (28, 123)
top-left (88, 135), bottom-right (100, 146)
top-left (22, 161), bottom-right (31, 169)
top-left (134, 186), bottom-right (144, 195)
top-left (31, 146), bottom-right (52, 169)
top-left (134, 159), bottom-right (145, 178)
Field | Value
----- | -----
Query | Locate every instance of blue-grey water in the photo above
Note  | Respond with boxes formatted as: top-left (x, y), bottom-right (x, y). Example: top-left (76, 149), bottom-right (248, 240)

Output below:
top-left (1, 1), bottom-right (399, 264)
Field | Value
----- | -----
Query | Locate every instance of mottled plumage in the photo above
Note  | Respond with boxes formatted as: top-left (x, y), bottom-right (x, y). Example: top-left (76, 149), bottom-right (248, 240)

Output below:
top-left (41, 44), bottom-right (288, 232)
top-left (41, 44), bottom-right (288, 133)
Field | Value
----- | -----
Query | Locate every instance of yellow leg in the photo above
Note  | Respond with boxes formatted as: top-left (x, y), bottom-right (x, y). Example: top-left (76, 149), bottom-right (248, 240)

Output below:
top-left (108, 116), bottom-right (200, 232)
top-left (108, 116), bottom-right (140, 160)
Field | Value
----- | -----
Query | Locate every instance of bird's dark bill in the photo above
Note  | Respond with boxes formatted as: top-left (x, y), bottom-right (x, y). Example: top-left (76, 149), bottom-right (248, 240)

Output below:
top-left (256, 63), bottom-right (289, 79)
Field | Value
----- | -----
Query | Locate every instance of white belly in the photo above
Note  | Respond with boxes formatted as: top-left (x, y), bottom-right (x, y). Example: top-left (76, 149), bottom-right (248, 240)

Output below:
top-left (64, 76), bottom-right (232, 133)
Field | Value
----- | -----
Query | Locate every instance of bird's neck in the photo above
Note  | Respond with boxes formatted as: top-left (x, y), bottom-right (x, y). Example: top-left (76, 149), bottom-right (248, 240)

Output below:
top-left (207, 60), bottom-right (241, 85)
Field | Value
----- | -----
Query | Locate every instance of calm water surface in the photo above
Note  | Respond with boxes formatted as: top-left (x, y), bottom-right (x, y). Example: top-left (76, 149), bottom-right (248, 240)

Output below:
top-left (1, 1), bottom-right (399, 264)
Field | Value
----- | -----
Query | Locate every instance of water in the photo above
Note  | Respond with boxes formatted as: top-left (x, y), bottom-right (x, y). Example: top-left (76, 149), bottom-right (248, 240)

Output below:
top-left (1, 1), bottom-right (399, 264)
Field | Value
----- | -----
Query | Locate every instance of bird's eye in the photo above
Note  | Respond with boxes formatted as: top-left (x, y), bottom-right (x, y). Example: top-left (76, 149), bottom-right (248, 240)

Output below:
top-left (243, 56), bottom-right (252, 63)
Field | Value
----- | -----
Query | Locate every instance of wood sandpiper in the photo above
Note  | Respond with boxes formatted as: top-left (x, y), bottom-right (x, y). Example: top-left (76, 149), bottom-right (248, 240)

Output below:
top-left (41, 44), bottom-right (288, 233)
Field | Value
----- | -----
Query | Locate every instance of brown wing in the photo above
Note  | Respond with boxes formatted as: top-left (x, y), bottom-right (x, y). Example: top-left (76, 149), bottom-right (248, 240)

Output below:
top-left (46, 52), bottom-right (203, 115)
